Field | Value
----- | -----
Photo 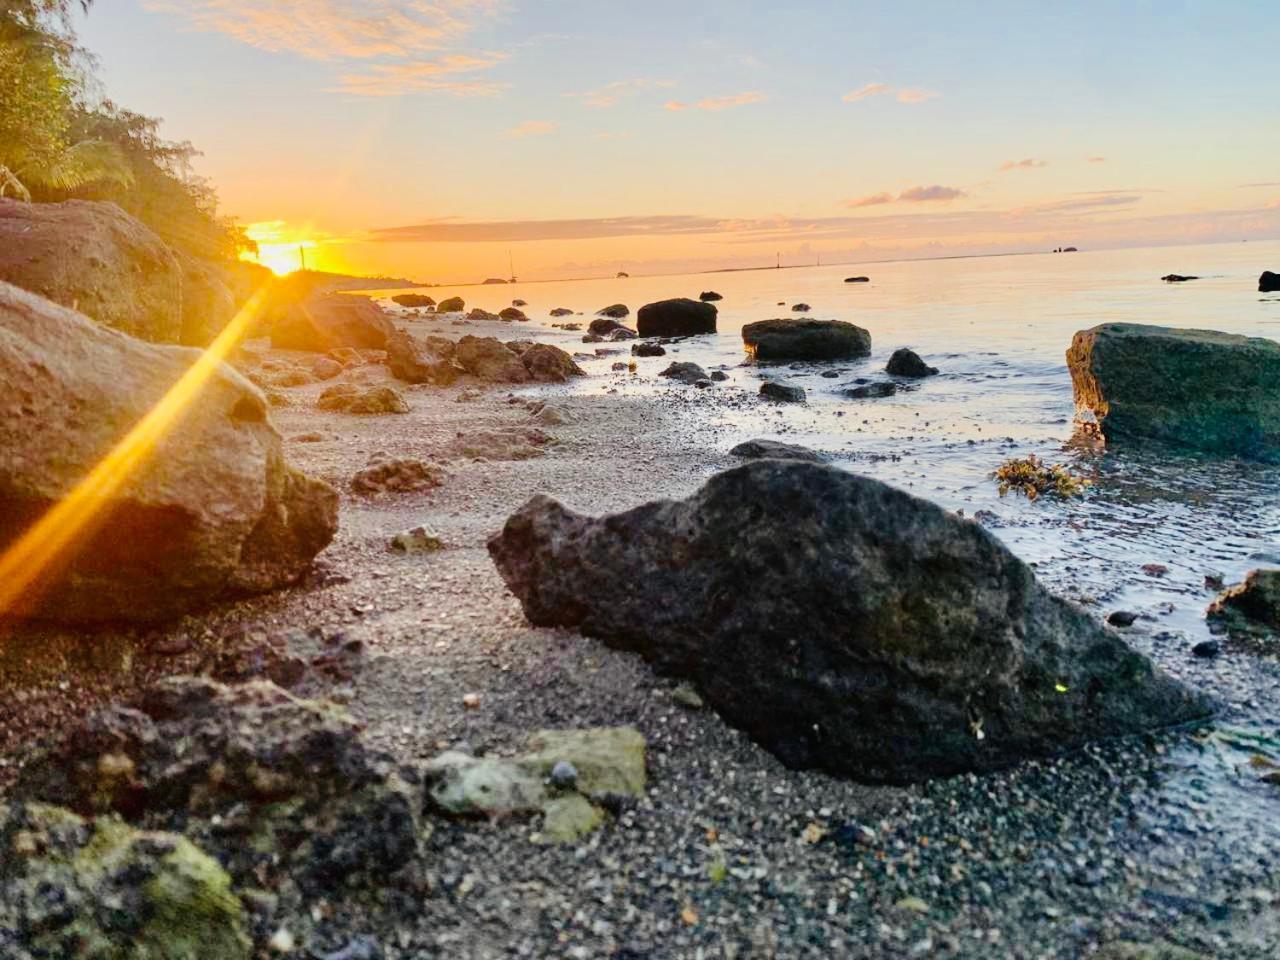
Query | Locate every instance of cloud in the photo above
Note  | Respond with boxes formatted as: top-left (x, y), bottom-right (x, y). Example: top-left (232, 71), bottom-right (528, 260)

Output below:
top-left (567, 77), bottom-right (675, 108)
top-left (999, 158), bottom-right (1049, 172)
top-left (845, 192), bottom-right (894, 208)
top-left (503, 120), bottom-right (555, 139)
top-left (1267, 198), bottom-right (1280, 210)
top-left (1242, 181), bottom-right (1280, 188)
top-left (896, 88), bottom-right (938, 104)
top-left (665, 91), bottom-right (764, 112)
top-left (1009, 193), bottom-right (1142, 216)
top-left (1087, 156), bottom-right (1107, 164)
top-left (335, 53), bottom-right (506, 96)
top-left (899, 185), bottom-right (966, 202)
top-left (842, 82), bottom-right (890, 102)
top-left (142, 0), bottom-right (507, 96)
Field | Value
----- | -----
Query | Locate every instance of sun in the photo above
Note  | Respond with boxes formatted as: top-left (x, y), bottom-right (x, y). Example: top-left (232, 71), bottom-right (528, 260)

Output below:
top-left (240, 221), bottom-right (321, 275)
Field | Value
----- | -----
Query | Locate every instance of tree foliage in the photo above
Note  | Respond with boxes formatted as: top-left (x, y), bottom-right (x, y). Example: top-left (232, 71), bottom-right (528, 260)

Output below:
top-left (0, 0), bottom-right (251, 257)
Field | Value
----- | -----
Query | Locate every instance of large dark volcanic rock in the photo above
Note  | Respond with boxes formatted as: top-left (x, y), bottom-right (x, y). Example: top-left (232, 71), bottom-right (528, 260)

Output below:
top-left (636, 298), bottom-right (717, 338)
top-left (742, 318), bottom-right (871, 361)
top-left (1067, 323), bottom-right (1280, 462)
top-left (488, 460), bottom-right (1210, 783)
top-left (0, 283), bottom-right (338, 623)
top-left (1260, 271), bottom-right (1280, 293)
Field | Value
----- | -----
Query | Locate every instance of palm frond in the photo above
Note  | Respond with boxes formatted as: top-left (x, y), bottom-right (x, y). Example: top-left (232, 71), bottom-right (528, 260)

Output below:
top-left (0, 165), bottom-right (32, 201)
top-left (20, 138), bottom-right (133, 192)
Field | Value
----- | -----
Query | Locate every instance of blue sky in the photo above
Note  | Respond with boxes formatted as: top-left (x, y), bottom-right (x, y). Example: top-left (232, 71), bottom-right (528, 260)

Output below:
top-left (77, 1), bottom-right (1280, 279)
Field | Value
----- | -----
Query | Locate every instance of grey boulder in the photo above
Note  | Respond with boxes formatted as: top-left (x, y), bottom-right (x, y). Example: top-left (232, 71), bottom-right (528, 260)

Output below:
top-left (487, 460), bottom-right (1210, 783)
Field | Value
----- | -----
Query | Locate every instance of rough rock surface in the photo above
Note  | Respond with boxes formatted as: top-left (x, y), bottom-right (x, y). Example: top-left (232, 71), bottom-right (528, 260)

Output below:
top-left (596, 304), bottom-right (629, 319)
top-left (760, 381), bottom-right (806, 402)
top-left (742, 318), bottom-right (872, 361)
top-left (636, 298), bottom-right (718, 338)
top-left (386, 330), bottom-right (458, 385)
top-left (729, 439), bottom-right (827, 462)
top-left (499, 307), bottom-right (528, 321)
top-left (632, 342), bottom-right (666, 357)
top-left (487, 460), bottom-right (1210, 783)
top-left (886, 347), bottom-right (938, 378)
top-left (14, 677), bottom-right (428, 905)
top-left (699, 291), bottom-right (723, 302)
top-left (658, 362), bottom-right (708, 385)
top-left (1207, 568), bottom-right (1280, 635)
top-left (520, 343), bottom-right (585, 383)
top-left (1066, 323), bottom-right (1280, 462)
top-left (0, 198), bottom-right (236, 345)
top-left (588, 317), bottom-right (629, 337)
top-left (0, 283), bottom-right (337, 623)
top-left (391, 294), bottom-right (435, 308)
top-left (0, 802), bottom-right (251, 960)
top-left (270, 296), bottom-right (395, 353)
top-left (1260, 271), bottom-right (1280, 293)
top-left (316, 384), bottom-right (410, 414)
top-left (455, 336), bottom-right (531, 383)
top-left (845, 381), bottom-right (897, 399)
top-left (351, 458), bottom-right (445, 495)
top-left (436, 296), bottom-right (465, 313)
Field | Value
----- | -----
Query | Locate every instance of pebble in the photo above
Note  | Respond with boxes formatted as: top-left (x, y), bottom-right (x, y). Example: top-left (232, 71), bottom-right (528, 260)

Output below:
top-left (549, 760), bottom-right (578, 789)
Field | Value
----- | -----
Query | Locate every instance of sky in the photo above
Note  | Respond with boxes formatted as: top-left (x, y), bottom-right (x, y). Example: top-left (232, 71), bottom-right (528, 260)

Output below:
top-left (77, 1), bottom-right (1280, 282)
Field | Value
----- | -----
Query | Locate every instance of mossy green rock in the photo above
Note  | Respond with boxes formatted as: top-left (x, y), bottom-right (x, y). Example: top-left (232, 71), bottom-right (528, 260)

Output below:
top-left (0, 802), bottom-right (250, 959)
top-left (1067, 323), bottom-right (1280, 461)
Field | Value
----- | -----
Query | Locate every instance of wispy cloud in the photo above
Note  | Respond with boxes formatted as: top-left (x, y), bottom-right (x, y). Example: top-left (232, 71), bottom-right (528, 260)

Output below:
top-left (503, 120), bottom-right (555, 139)
top-left (1087, 156), bottom-right (1107, 164)
top-left (567, 77), bottom-right (675, 108)
top-left (1242, 181), bottom-right (1280, 188)
top-left (897, 88), bottom-right (938, 104)
top-left (842, 82), bottom-right (890, 102)
top-left (999, 158), bottom-right (1049, 172)
top-left (1009, 193), bottom-right (1142, 216)
top-left (899, 185), bottom-right (966, 202)
top-left (665, 91), bottom-right (764, 112)
top-left (845, 192), bottom-right (894, 208)
top-left (142, 0), bottom-right (507, 96)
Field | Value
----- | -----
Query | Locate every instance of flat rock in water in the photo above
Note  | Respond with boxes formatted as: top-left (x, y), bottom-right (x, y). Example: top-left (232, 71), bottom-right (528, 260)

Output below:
top-left (1066, 323), bottom-right (1280, 462)
top-left (636, 298), bottom-right (718, 337)
top-left (844, 381), bottom-right (896, 399)
top-left (487, 460), bottom-right (1210, 783)
top-left (392, 293), bottom-right (435, 308)
top-left (742, 318), bottom-right (872, 361)
top-left (435, 296), bottom-right (465, 313)
top-left (844, 276), bottom-right (870, 283)
top-left (760, 380), bottom-right (806, 402)
top-left (596, 303), bottom-right (630, 319)
top-left (730, 439), bottom-right (827, 462)
top-left (0, 283), bottom-right (337, 623)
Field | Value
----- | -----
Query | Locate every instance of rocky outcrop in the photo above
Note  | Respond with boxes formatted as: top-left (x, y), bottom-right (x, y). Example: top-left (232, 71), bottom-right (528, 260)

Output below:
top-left (636, 298), bottom-right (718, 338)
top-left (488, 460), bottom-right (1209, 783)
top-left (658, 361), bottom-right (708, 385)
top-left (1207, 569), bottom-right (1280, 636)
top-left (632, 342), bottom-right (666, 357)
top-left (467, 307), bottom-right (499, 321)
top-left (742, 318), bottom-right (872, 361)
top-left (699, 291), bottom-right (723, 301)
top-left (1260, 271), bottom-right (1280, 293)
top-left (14, 677), bottom-right (428, 925)
top-left (0, 283), bottom-right (337, 623)
top-left (387, 330), bottom-right (458, 385)
top-left (316, 384), bottom-right (410, 414)
top-left (0, 197), bottom-right (237, 345)
top-left (596, 303), bottom-right (629, 319)
top-left (729, 439), bottom-right (827, 462)
top-left (436, 296), bottom-right (465, 312)
top-left (0, 802), bottom-right (251, 959)
top-left (499, 307), bottom-right (528, 321)
top-left (845, 381), bottom-right (897, 399)
top-left (392, 293), bottom-right (436, 308)
top-left (456, 336), bottom-right (532, 383)
top-left (550, 307), bottom-right (574, 317)
top-left (520, 343), bottom-right (585, 383)
top-left (270, 295), bottom-right (394, 352)
top-left (588, 316), bottom-right (630, 337)
top-left (760, 381), bottom-right (805, 402)
top-left (791, 303), bottom-right (811, 312)
top-left (1066, 323), bottom-right (1280, 462)
top-left (886, 347), bottom-right (938, 377)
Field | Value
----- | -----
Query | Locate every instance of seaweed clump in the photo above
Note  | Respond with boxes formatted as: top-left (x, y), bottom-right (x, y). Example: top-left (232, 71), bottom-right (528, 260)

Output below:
top-left (994, 455), bottom-right (1089, 501)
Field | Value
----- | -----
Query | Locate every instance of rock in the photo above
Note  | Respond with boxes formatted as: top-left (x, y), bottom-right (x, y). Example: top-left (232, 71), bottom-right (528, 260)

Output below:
top-left (512, 299), bottom-right (527, 307)
top-left (520, 343), bottom-right (585, 383)
top-left (1191, 639), bottom-right (1220, 658)
top-left (671, 683), bottom-right (704, 710)
top-left (1107, 611), bottom-right (1140, 628)
top-left (844, 276), bottom-right (870, 283)
top-left (0, 198), bottom-right (228, 345)
top-left (845, 381), bottom-right (897, 399)
top-left (499, 307), bottom-right (527, 321)
top-left (310, 357), bottom-right (344, 381)
top-left (423, 727), bottom-right (645, 842)
top-left (760, 381), bottom-right (806, 402)
top-left (791, 303), bottom-right (811, 312)
top-left (607, 327), bottom-right (637, 341)
top-left (504, 339), bottom-right (534, 355)
top-left (550, 307), bottom-right (574, 317)
top-left (452, 427), bottom-right (553, 461)
top-left (659, 361), bottom-right (709, 385)
top-left (1066, 323), bottom-right (1280, 462)
top-left (581, 333), bottom-right (605, 343)
top-left (530, 402), bottom-right (570, 426)
top-left (636, 298), bottom-right (718, 338)
top-left (742, 318), bottom-right (872, 361)
top-left (1161, 274), bottom-right (1199, 283)
top-left (1207, 568), bottom-right (1280, 634)
top-left (0, 802), bottom-right (251, 959)
top-left (595, 303), bottom-right (630, 319)
top-left (588, 316), bottom-right (628, 337)
top-left (467, 308), bottom-right (499, 321)
top-left (14, 677), bottom-right (427, 904)
top-left (455, 336), bottom-right (531, 383)
top-left (699, 291), bottom-right (723, 301)
top-left (632, 342), bottom-right (667, 357)
top-left (0, 283), bottom-right (337, 623)
top-left (391, 293), bottom-right (436, 308)
top-left (271, 296), bottom-right (395, 353)
top-left (1095, 941), bottom-right (1209, 960)
top-left (436, 296), bottom-right (465, 313)
top-left (390, 526), bottom-right (444, 553)
top-left (886, 347), bottom-right (938, 377)
top-left (316, 384), bottom-right (410, 414)
top-left (611, 361), bottom-right (627, 371)
top-left (487, 460), bottom-right (1210, 782)
top-left (386, 330), bottom-right (458, 386)
top-left (1259, 271), bottom-right (1280, 293)
top-left (351, 458), bottom-right (444, 495)
top-left (729, 439), bottom-right (827, 462)
top-left (710, 370), bottom-right (729, 382)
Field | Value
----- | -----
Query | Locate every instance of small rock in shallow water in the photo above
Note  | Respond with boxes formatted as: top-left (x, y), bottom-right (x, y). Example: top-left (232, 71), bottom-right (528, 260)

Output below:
top-left (844, 381), bottom-right (896, 399)
top-left (1192, 639), bottom-right (1220, 658)
top-left (760, 381), bottom-right (805, 402)
top-left (1107, 611), bottom-right (1140, 628)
